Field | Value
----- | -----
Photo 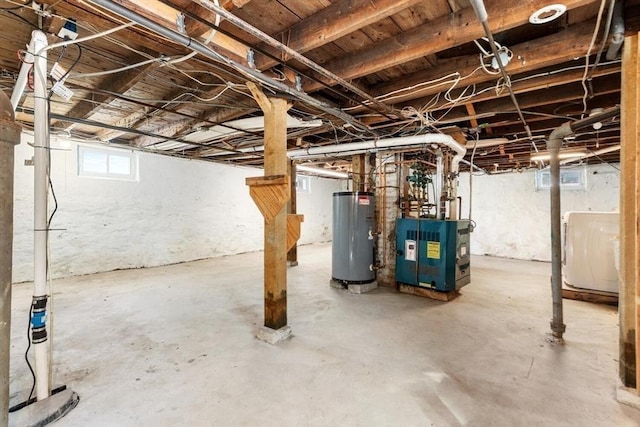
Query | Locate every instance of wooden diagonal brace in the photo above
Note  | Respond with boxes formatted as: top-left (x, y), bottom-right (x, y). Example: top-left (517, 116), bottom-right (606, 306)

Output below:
top-left (286, 214), bottom-right (304, 251)
top-left (246, 175), bottom-right (290, 223)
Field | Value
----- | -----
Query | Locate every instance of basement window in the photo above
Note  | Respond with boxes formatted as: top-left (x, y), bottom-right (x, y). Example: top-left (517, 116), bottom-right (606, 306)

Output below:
top-left (78, 146), bottom-right (138, 181)
top-left (535, 167), bottom-right (586, 191)
top-left (296, 175), bottom-right (311, 193)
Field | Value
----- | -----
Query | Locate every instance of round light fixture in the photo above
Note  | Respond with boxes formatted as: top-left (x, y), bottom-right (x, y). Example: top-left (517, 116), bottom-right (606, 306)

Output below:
top-left (529, 4), bottom-right (567, 24)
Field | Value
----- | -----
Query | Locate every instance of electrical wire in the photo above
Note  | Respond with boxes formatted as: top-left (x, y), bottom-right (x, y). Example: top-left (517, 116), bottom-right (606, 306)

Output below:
top-left (25, 303), bottom-right (36, 401)
top-left (72, 55), bottom-right (170, 78)
top-left (580, 0), bottom-right (608, 114)
top-left (587, 0), bottom-right (616, 82)
top-left (165, 0), bottom-right (221, 65)
top-left (2, 9), bottom-right (39, 29)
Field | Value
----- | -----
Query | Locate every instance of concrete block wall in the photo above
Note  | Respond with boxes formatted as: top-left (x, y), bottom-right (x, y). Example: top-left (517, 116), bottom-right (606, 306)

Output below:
top-left (12, 134), bottom-right (342, 282)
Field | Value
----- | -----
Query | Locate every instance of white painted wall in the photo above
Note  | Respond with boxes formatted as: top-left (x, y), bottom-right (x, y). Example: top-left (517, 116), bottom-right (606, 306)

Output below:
top-left (457, 164), bottom-right (620, 261)
top-left (12, 134), bottom-right (342, 282)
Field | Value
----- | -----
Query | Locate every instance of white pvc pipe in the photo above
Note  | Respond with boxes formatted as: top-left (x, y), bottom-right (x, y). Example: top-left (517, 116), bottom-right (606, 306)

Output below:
top-left (32, 29), bottom-right (50, 401)
top-left (469, 0), bottom-right (488, 22)
top-left (11, 33), bottom-right (37, 111)
top-left (435, 149), bottom-right (443, 219)
top-left (287, 133), bottom-right (467, 219)
top-left (287, 134), bottom-right (465, 163)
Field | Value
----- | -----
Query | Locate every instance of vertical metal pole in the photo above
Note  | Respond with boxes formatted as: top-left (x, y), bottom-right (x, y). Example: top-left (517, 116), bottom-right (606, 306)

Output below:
top-left (547, 124), bottom-right (571, 342)
top-left (548, 140), bottom-right (566, 341)
top-left (32, 30), bottom-right (51, 400)
top-left (0, 90), bottom-right (22, 427)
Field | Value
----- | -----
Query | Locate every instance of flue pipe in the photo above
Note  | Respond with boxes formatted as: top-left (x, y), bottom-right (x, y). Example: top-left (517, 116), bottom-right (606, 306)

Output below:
top-left (546, 105), bottom-right (620, 343)
top-left (0, 89), bottom-right (21, 427)
top-left (89, 0), bottom-right (373, 134)
top-left (606, 0), bottom-right (624, 61)
top-left (31, 29), bottom-right (51, 400)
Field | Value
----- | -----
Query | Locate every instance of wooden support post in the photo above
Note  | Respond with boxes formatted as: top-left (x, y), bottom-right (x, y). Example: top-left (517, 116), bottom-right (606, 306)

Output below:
top-left (402, 164), bottom-right (410, 218)
top-left (621, 33), bottom-right (639, 390)
top-left (352, 154), bottom-right (366, 191)
top-left (287, 160), bottom-right (299, 266)
top-left (247, 82), bottom-right (290, 331)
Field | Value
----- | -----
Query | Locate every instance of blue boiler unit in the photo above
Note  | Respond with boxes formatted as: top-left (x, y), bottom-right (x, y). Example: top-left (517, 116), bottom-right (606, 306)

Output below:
top-left (396, 218), bottom-right (471, 292)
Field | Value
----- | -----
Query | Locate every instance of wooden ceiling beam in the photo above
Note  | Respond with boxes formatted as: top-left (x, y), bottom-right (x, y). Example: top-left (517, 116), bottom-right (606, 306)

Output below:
top-left (254, 0), bottom-right (423, 71)
top-left (406, 60), bottom-right (620, 123)
top-left (367, 19), bottom-right (605, 106)
top-left (433, 76), bottom-right (621, 125)
top-left (112, 0), bottom-right (249, 62)
top-left (301, 0), bottom-right (597, 92)
top-left (132, 98), bottom-right (256, 147)
top-left (53, 61), bottom-right (158, 130)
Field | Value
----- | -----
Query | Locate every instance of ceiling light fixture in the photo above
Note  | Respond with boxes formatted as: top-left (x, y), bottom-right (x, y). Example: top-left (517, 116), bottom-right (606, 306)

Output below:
top-left (529, 4), bottom-right (567, 24)
top-left (296, 165), bottom-right (349, 179)
top-left (589, 108), bottom-right (604, 130)
top-left (530, 148), bottom-right (587, 162)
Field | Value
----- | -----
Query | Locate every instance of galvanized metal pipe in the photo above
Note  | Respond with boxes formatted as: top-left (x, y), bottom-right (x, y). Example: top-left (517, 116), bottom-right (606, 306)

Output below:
top-left (546, 105), bottom-right (619, 342)
top-left (547, 123), bottom-right (570, 341)
top-left (0, 89), bottom-right (22, 427)
top-left (606, 0), bottom-right (625, 61)
top-left (89, 0), bottom-right (373, 134)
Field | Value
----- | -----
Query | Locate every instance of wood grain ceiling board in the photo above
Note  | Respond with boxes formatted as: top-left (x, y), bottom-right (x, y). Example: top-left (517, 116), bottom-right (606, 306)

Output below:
top-left (0, 0), bottom-right (622, 172)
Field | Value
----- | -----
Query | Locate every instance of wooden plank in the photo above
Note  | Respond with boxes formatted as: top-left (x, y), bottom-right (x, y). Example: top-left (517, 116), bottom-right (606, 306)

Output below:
top-left (368, 20), bottom-right (604, 106)
top-left (286, 214), bottom-right (304, 251)
top-left (621, 33), bottom-right (639, 389)
top-left (398, 283), bottom-right (460, 302)
top-left (53, 60), bottom-right (157, 129)
top-left (246, 175), bottom-right (287, 186)
top-left (246, 84), bottom-right (291, 331)
top-left (425, 75), bottom-right (621, 125)
top-left (352, 154), bottom-right (366, 192)
top-left (636, 32), bottom-right (640, 394)
top-left (254, 0), bottom-right (422, 71)
top-left (263, 96), bottom-right (289, 330)
top-left (246, 175), bottom-right (289, 222)
top-left (302, 0), bottom-right (595, 92)
top-left (287, 161), bottom-right (299, 265)
top-left (561, 287), bottom-right (618, 306)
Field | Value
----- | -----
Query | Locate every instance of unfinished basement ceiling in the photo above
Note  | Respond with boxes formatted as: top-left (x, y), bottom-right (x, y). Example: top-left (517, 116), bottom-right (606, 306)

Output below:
top-left (1, 0), bottom-right (637, 173)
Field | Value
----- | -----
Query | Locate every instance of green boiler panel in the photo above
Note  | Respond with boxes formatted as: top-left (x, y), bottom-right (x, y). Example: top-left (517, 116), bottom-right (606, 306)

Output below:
top-left (395, 218), bottom-right (471, 292)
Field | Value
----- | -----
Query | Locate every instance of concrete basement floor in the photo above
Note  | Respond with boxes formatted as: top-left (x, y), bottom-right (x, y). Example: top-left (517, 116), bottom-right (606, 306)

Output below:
top-left (8, 243), bottom-right (640, 426)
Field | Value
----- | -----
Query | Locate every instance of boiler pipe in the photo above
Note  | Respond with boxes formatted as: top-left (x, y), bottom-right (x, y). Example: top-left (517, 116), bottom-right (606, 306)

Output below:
top-left (0, 89), bottom-right (22, 427)
top-left (287, 133), bottom-right (466, 219)
top-left (546, 105), bottom-right (619, 342)
top-left (435, 149), bottom-right (443, 219)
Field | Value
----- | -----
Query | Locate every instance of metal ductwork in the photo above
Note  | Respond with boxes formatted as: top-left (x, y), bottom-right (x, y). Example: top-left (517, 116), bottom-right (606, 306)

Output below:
top-left (606, 0), bottom-right (625, 61)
